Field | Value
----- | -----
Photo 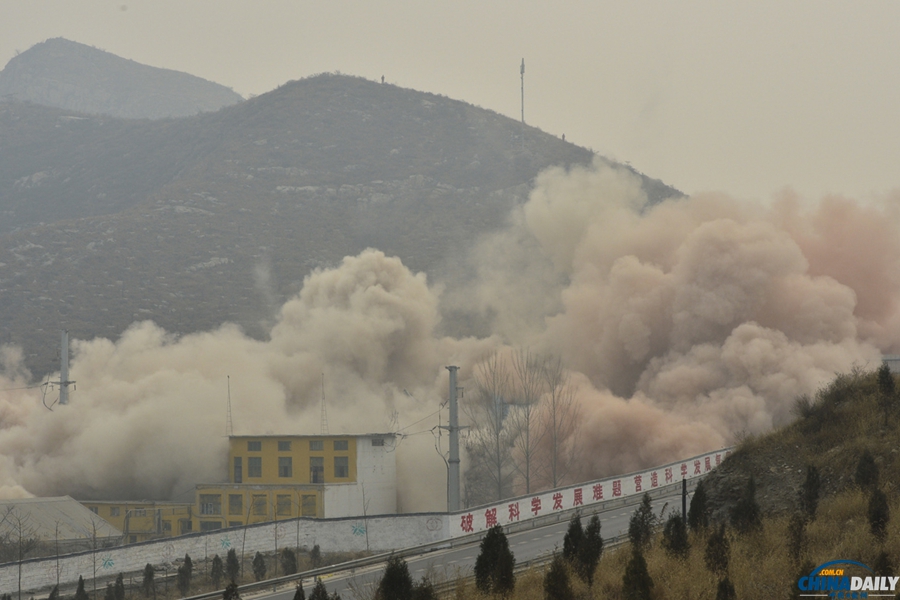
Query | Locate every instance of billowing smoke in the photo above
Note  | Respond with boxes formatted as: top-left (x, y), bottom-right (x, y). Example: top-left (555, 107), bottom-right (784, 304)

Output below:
top-left (0, 251), bottom-right (496, 507)
top-left (0, 159), bottom-right (896, 508)
top-left (448, 161), bottom-right (891, 483)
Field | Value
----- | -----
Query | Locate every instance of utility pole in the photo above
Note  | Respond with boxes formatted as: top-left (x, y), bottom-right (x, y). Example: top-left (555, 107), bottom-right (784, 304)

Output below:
top-left (444, 366), bottom-right (462, 512)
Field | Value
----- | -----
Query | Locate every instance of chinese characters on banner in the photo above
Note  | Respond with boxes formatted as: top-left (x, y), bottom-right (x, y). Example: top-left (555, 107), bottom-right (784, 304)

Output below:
top-left (450, 448), bottom-right (731, 537)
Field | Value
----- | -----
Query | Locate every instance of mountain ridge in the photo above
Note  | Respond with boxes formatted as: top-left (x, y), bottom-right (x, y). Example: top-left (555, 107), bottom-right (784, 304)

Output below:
top-left (0, 38), bottom-right (244, 119)
top-left (0, 71), bottom-right (680, 376)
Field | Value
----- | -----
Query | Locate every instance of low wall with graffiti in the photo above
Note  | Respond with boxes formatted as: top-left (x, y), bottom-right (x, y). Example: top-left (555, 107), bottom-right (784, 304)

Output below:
top-left (0, 511), bottom-right (449, 596)
top-left (1, 447), bottom-right (730, 595)
top-left (450, 447), bottom-right (732, 537)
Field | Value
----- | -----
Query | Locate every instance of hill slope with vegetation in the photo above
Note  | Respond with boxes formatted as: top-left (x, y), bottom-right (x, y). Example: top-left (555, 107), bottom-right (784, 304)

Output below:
top-left (483, 366), bottom-right (900, 599)
top-left (703, 365), bottom-right (900, 520)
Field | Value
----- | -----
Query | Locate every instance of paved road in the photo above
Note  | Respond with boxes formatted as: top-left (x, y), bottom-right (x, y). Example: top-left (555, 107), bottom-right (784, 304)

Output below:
top-left (252, 487), bottom-right (690, 599)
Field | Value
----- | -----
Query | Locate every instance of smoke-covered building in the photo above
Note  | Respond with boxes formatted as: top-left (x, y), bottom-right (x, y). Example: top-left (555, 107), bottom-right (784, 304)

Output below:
top-left (81, 433), bottom-right (398, 540)
top-left (79, 500), bottom-right (193, 544)
top-left (192, 433), bottom-right (398, 532)
top-left (0, 496), bottom-right (122, 555)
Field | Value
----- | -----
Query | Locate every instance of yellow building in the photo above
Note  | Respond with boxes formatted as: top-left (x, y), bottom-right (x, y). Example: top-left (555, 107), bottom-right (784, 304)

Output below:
top-left (81, 433), bottom-right (397, 539)
top-left (192, 483), bottom-right (321, 532)
top-left (81, 500), bottom-right (193, 543)
top-left (228, 434), bottom-right (359, 486)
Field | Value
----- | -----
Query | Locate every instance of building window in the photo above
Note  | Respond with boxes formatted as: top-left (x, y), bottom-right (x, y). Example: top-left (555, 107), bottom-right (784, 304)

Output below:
top-left (247, 441), bottom-right (261, 451)
top-left (229, 494), bottom-right (243, 516)
top-left (89, 507), bottom-right (98, 514)
top-left (371, 438), bottom-right (384, 447)
top-left (162, 520), bottom-right (172, 532)
top-left (129, 535), bottom-right (137, 544)
top-left (248, 456), bottom-right (262, 478)
top-left (310, 456), bottom-right (324, 483)
top-left (180, 520), bottom-right (193, 534)
top-left (200, 494), bottom-right (222, 515)
top-left (110, 506), bottom-right (120, 517)
top-left (252, 495), bottom-right (267, 516)
top-left (301, 495), bottom-right (317, 517)
top-left (334, 440), bottom-right (349, 451)
top-left (310, 440), bottom-right (323, 451)
top-left (278, 456), bottom-right (293, 478)
top-left (334, 456), bottom-right (349, 478)
top-left (233, 457), bottom-right (242, 483)
top-left (278, 440), bottom-right (291, 452)
top-left (276, 495), bottom-right (292, 516)
top-left (229, 521), bottom-right (242, 528)
top-left (200, 521), bottom-right (222, 532)
top-left (133, 509), bottom-right (146, 517)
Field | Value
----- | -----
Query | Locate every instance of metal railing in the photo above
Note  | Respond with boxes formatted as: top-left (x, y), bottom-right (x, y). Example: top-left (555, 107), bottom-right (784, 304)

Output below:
top-left (181, 478), bottom-right (696, 600)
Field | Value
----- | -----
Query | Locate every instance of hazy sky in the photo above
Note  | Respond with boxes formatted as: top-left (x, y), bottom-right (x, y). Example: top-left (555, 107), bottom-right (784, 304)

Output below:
top-left (2, 1), bottom-right (898, 201)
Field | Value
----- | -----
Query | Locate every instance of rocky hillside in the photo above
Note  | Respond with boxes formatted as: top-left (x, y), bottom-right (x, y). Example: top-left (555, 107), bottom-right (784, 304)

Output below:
top-left (0, 72), bottom-right (680, 377)
top-left (0, 38), bottom-right (243, 119)
top-left (703, 367), bottom-right (899, 521)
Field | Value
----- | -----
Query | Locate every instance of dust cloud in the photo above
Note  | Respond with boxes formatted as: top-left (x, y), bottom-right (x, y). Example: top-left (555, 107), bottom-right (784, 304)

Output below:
top-left (448, 161), bottom-right (891, 485)
top-left (0, 159), bottom-right (896, 508)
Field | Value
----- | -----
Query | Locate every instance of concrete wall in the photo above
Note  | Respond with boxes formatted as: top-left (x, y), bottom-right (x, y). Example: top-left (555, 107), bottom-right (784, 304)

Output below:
top-left (0, 511), bottom-right (449, 596)
top-left (1, 446), bottom-right (728, 596)
top-left (449, 447), bottom-right (733, 536)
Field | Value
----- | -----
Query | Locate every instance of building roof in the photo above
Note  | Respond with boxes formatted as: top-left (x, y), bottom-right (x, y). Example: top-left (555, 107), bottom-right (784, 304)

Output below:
top-left (80, 500), bottom-right (190, 507)
top-left (228, 432), bottom-right (398, 439)
top-left (0, 496), bottom-right (122, 542)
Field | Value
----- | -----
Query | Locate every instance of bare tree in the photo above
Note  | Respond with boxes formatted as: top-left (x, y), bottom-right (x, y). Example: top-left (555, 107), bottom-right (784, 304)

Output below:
top-left (540, 356), bottom-right (580, 489)
top-left (90, 516), bottom-right (105, 600)
top-left (54, 520), bottom-right (62, 590)
top-left (0, 506), bottom-right (40, 600)
top-left (507, 349), bottom-right (546, 494)
top-left (463, 353), bottom-right (515, 503)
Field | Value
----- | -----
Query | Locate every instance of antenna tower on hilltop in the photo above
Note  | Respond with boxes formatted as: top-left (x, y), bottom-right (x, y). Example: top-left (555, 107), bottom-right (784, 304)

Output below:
top-left (520, 58), bottom-right (526, 150)
top-left (520, 58), bottom-right (525, 124)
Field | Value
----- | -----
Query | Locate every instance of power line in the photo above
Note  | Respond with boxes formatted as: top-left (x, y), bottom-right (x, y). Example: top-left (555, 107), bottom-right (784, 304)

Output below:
top-left (397, 404), bottom-right (445, 433)
top-left (398, 429), bottom-right (433, 437)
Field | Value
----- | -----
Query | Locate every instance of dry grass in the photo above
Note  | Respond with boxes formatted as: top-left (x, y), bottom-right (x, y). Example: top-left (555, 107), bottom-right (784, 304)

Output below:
top-left (457, 369), bottom-right (900, 599)
top-left (475, 490), bottom-right (900, 600)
